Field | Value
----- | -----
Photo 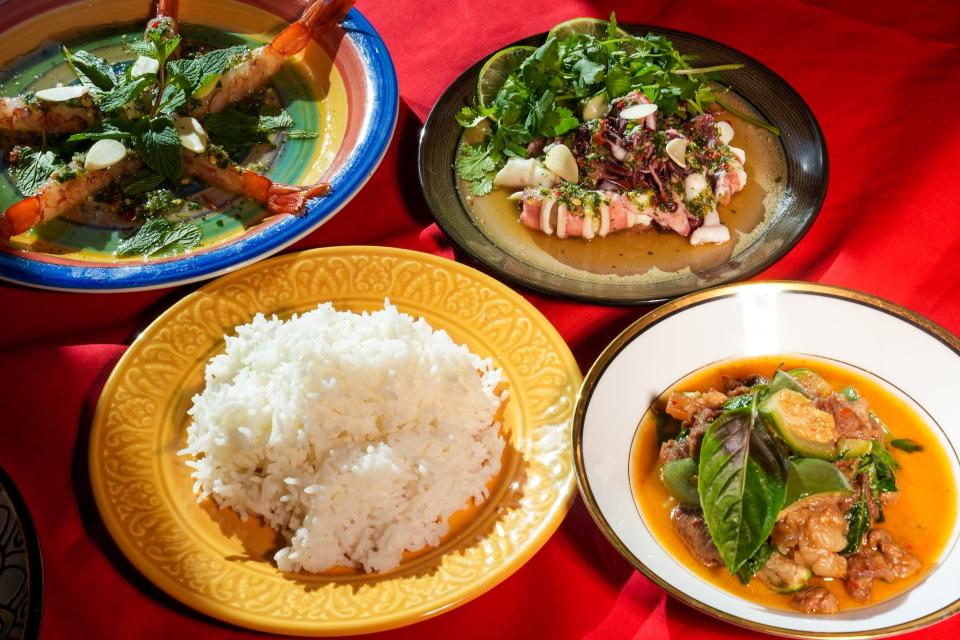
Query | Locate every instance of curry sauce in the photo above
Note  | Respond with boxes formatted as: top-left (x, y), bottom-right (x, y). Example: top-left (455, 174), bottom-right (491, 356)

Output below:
top-left (630, 355), bottom-right (958, 611)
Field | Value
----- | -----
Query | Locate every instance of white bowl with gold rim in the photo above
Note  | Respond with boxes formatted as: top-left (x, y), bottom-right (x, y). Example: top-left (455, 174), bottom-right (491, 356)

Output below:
top-left (573, 281), bottom-right (960, 638)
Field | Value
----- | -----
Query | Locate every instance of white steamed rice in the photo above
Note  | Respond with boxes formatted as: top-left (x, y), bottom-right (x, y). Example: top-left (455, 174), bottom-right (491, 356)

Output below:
top-left (181, 300), bottom-right (506, 573)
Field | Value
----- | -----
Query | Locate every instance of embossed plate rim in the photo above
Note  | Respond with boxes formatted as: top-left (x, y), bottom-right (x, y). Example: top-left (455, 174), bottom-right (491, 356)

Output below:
top-left (88, 245), bottom-right (581, 635)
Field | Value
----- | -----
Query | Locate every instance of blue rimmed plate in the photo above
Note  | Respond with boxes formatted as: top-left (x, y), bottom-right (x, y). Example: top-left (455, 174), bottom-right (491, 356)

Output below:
top-left (0, 0), bottom-right (397, 291)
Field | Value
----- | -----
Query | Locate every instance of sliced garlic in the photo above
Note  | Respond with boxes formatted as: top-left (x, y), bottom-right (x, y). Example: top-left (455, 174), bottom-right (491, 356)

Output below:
top-left (729, 146), bottom-right (746, 164)
top-left (582, 94), bottom-right (609, 120)
top-left (543, 143), bottom-right (579, 184)
top-left (665, 138), bottom-right (689, 168)
top-left (130, 55), bottom-right (160, 78)
top-left (175, 116), bottom-right (208, 154)
top-left (85, 139), bottom-right (127, 171)
top-left (619, 103), bottom-right (658, 120)
top-left (35, 85), bottom-right (88, 102)
top-left (507, 191), bottom-right (525, 201)
top-left (716, 120), bottom-right (734, 145)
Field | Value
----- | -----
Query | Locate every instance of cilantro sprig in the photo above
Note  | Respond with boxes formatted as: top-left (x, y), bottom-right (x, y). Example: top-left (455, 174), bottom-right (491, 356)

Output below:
top-left (456, 14), bottom-right (762, 195)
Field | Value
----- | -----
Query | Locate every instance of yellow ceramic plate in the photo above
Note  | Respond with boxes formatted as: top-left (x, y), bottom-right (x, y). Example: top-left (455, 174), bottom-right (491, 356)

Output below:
top-left (89, 246), bottom-right (581, 635)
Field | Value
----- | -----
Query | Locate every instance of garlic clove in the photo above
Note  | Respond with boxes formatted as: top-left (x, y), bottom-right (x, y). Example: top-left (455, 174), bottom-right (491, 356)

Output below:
top-left (543, 143), bottom-right (579, 183)
top-left (665, 137), bottom-right (689, 168)
top-left (175, 116), bottom-right (208, 154)
top-left (729, 146), bottom-right (746, 165)
top-left (716, 120), bottom-right (734, 145)
top-left (531, 163), bottom-right (558, 187)
top-left (619, 103), bottom-right (658, 120)
top-left (85, 139), bottom-right (127, 171)
top-left (130, 55), bottom-right (160, 78)
top-left (35, 85), bottom-right (89, 102)
top-left (582, 94), bottom-right (609, 120)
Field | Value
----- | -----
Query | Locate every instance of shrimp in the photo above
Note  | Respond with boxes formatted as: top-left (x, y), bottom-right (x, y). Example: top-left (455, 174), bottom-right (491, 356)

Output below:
top-left (0, 157), bottom-right (142, 241)
top-left (0, 97), bottom-right (97, 136)
top-left (195, 0), bottom-right (354, 116)
top-left (0, 0), bottom-right (179, 138)
top-left (182, 150), bottom-right (329, 215)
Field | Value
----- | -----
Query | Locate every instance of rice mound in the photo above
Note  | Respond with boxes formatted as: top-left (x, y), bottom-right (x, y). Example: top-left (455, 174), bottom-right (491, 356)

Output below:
top-left (181, 300), bottom-right (506, 573)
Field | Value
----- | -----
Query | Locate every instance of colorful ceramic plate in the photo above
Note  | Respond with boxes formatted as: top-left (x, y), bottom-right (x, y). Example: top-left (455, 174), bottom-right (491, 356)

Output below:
top-left (0, 466), bottom-right (43, 640)
top-left (574, 282), bottom-right (960, 638)
top-left (419, 27), bottom-right (827, 304)
top-left (89, 246), bottom-right (581, 635)
top-left (0, 0), bottom-right (397, 292)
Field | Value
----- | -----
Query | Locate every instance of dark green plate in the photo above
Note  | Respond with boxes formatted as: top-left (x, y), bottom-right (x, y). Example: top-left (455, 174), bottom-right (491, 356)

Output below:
top-left (418, 26), bottom-right (828, 305)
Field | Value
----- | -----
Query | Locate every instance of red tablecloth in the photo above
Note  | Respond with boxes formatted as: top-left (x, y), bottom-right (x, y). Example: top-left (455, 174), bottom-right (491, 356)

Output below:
top-left (3, 0), bottom-right (960, 638)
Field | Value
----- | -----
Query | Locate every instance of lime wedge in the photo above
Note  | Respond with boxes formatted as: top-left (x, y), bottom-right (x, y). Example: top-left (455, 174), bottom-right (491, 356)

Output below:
top-left (476, 45), bottom-right (536, 110)
top-left (548, 17), bottom-right (629, 41)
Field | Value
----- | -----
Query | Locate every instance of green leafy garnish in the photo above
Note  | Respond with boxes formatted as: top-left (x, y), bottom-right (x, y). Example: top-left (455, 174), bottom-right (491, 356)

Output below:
top-left (736, 541), bottom-right (774, 584)
top-left (99, 76), bottom-right (154, 113)
top-left (890, 438), bottom-right (922, 453)
top-left (205, 108), bottom-right (296, 147)
top-left (455, 13), bottom-right (750, 195)
top-left (842, 496), bottom-right (871, 554)
top-left (133, 117), bottom-right (182, 179)
top-left (121, 170), bottom-right (166, 195)
top-left (697, 394), bottom-right (789, 574)
top-left (62, 46), bottom-right (117, 94)
top-left (857, 440), bottom-right (899, 522)
top-left (456, 143), bottom-right (496, 196)
top-left (116, 215), bottom-right (201, 257)
top-left (167, 45), bottom-right (247, 98)
top-left (11, 146), bottom-right (62, 196)
top-left (286, 129), bottom-right (320, 140)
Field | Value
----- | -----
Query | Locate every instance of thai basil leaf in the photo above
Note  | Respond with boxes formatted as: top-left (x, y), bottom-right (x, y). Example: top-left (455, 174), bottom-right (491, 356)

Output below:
top-left (697, 396), bottom-right (789, 573)
top-left (721, 393), bottom-right (755, 411)
top-left (121, 170), bottom-right (166, 195)
top-left (765, 370), bottom-right (808, 399)
top-left (842, 496), bottom-right (870, 554)
top-left (736, 541), bottom-right (774, 585)
top-left (890, 438), bottom-right (922, 453)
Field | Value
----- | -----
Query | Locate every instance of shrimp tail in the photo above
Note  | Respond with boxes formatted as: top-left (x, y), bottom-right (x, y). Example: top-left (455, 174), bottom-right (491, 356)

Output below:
top-left (0, 196), bottom-right (42, 241)
top-left (156, 0), bottom-right (179, 19)
top-left (241, 171), bottom-right (328, 215)
top-left (269, 0), bottom-right (355, 57)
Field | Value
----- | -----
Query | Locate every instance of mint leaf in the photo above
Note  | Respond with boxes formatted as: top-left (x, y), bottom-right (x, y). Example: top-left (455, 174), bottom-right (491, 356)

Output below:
top-left (135, 117), bottom-right (182, 179)
top-left (128, 41), bottom-right (156, 58)
top-left (169, 45), bottom-right (247, 97)
top-left (99, 75), bottom-right (153, 112)
top-left (152, 222), bottom-right (202, 255)
top-left (121, 170), bottom-right (166, 195)
top-left (62, 46), bottom-right (117, 93)
top-left (286, 129), bottom-right (319, 139)
top-left (116, 217), bottom-right (202, 257)
top-left (259, 111), bottom-right (294, 131)
top-left (116, 216), bottom-right (171, 256)
top-left (11, 146), bottom-right (62, 196)
top-left (205, 108), bottom-right (296, 147)
top-left (157, 82), bottom-right (187, 115)
top-left (154, 34), bottom-right (181, 65)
